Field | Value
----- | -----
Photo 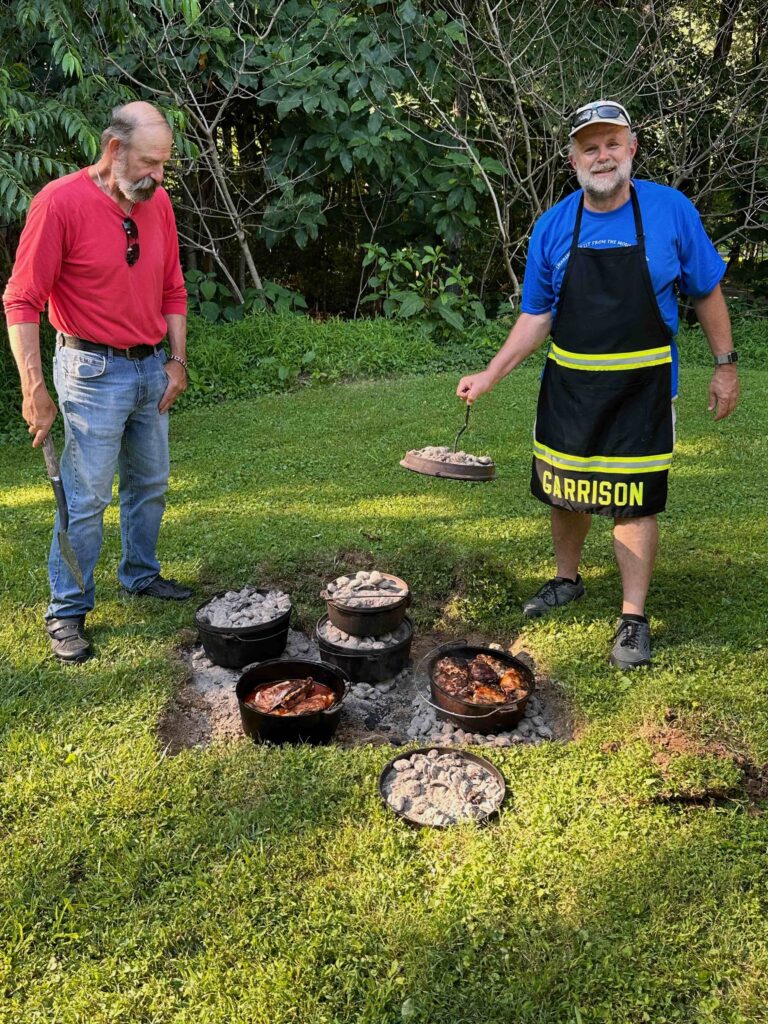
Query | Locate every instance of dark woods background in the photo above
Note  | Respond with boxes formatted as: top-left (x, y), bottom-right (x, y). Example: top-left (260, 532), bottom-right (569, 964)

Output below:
top-left (1, 0), bottom-right (766, 326)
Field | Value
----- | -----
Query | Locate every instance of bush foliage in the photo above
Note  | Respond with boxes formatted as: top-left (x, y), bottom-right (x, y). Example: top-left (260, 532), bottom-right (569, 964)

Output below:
top-left (2, 310), bottom-right (766, 442)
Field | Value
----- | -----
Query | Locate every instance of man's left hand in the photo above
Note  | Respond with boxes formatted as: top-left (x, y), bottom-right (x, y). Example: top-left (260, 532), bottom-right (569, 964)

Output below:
top-left (159, 358), bottom-right (187, 413)
top-left (708, 366), bottom-right (739, 421)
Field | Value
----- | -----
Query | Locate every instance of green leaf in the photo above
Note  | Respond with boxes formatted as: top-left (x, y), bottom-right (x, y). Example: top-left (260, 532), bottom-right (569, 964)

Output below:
top-left (396, 292), bottom-right (425, 318)
top-left (276, 92), bottom-right (304, 120)
top-left (434, 301), bottom-right (465, 331)
top-left (200, 280), bottom-right (217, 301)
top-left (200, 301), bottom-right (220, 322)
top-left (480, 157), bottom-right (506, 176)
top-left (398, 1), bottom-right (418, 25)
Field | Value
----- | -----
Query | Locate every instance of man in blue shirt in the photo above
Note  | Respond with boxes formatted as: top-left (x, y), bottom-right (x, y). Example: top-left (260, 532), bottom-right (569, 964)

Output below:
top-left (457, 100), bottom-right (739, 669)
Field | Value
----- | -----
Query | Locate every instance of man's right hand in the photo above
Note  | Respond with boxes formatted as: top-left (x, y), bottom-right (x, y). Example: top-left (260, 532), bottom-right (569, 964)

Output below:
top-left (456, 369), bottom-right (495, 404)
top-left (22, 384), bottom-right (58, 447)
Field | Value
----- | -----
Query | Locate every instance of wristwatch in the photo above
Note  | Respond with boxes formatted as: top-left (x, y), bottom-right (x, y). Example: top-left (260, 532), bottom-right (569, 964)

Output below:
top-left (714, 351), bottom-right (738, 366)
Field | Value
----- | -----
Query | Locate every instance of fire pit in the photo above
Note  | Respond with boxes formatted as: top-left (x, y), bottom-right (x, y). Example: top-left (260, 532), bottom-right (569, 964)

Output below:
top-left (379, 747), bottom-right (506, 828)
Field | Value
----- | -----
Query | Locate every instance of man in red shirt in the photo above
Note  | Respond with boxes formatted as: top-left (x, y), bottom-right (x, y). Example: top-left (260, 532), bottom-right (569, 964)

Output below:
top-left (4, 101), bottom-right (192, 662)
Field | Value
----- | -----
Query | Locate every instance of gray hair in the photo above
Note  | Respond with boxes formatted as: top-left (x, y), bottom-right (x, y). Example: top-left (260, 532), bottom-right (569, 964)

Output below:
top-left (100, 108), bottom-right (136, 152)
top-left (100, 105), bottom-right (170, 152)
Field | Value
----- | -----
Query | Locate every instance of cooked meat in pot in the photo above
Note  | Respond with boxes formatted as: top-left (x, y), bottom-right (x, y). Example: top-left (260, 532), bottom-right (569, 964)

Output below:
top-left (434, 656), bottom-right (470, 694)
top-left (498, 668), bottom-right (528, 701)
top-left (467, 684), bottom-right (507, 704)
top-left (246, 678), bottom-right (336, 715)
top-left (469, 660), bottom-right (501, 685)
top-left (473, 654), bottom-right (508, 678)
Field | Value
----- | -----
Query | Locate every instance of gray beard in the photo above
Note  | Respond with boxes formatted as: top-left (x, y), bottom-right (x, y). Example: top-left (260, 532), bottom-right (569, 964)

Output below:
top-left (576, 157), bottom-right (632, 202)
top-left (114, 158), bottom-right (159, 203)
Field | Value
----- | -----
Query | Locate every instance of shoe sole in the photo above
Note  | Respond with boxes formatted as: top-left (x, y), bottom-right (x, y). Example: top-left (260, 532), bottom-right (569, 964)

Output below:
top-left (609, 654), bottom-right (651, 669)
top-left (522, 590), bottom-right (585, 619)
top-left (52, 650), bottom-right (92, 663)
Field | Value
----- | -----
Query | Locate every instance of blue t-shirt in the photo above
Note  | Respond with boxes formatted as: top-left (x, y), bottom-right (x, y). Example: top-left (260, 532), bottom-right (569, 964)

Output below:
top-left (521, 179), bottom-right (726, 396)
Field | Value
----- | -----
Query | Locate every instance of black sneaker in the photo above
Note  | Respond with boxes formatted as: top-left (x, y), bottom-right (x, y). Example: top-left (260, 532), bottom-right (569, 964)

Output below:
top-left (522, 575), bottom-right (585, 618)
top-left (46, 616), bottom-right (92, 663)
top-left (129, 576), bottom-right (193, 601)
top-left (609, 617), bottom-right (652, 669)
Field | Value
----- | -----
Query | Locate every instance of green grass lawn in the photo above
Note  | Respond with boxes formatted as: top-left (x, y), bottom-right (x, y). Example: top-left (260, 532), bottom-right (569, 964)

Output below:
top-left (1, 366), bottom-right (767, 1023)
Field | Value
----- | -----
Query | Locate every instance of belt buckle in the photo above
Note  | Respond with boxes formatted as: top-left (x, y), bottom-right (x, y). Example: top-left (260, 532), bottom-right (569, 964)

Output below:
top-left (125, 346), bottom-right (141, 360)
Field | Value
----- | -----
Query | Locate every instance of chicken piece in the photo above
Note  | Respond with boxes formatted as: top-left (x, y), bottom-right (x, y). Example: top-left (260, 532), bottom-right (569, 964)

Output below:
top-left (277, 692), bottom-right (336, 716)
top-left (467, 683), bottom-right (507, 705)
top-left (434, 657), bottom-right (470, 696)
top-left (473, 654), bottom-right (508, 678)
top-left (469, 659), bottom-right (501, 685)
top-left (246, 678), bottom-right (312, 713)
top-left (498, 668), bottom-right (529, 702)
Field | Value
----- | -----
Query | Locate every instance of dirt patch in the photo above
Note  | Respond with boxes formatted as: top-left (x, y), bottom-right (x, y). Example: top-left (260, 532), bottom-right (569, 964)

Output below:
top-left (158, 627), bottom-right (573, 755)
top-left (606, 715), bottom-right (768, 806)
top-left (636, 718), bottom-right (735, 772)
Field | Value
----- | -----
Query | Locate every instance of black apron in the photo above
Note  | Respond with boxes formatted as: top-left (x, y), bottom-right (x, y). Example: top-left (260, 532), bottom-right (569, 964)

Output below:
top-left (531, 186), bottom-right (674, 518)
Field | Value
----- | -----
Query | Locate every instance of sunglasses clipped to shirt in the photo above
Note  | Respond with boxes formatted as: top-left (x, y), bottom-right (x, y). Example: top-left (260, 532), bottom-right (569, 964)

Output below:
top-left (570, 103), bottom-right (631, 134)
top-left (122, 216), bottom-right (140, 266)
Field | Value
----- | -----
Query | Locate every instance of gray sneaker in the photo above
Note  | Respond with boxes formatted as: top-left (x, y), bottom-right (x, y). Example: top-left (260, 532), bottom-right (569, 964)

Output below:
top-left (522, 575), bottom-right (585, 618)
top-left (609, 617), bottom-right (651, 669)
top-left (46, 616), bottom-right (92, 663)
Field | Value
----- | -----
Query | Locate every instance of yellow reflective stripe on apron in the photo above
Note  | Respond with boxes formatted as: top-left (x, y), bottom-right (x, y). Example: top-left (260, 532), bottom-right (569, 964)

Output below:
top-left (548, 343), bottom-right (672, 371)
top-left (533, 440), bottom-right (673, 474)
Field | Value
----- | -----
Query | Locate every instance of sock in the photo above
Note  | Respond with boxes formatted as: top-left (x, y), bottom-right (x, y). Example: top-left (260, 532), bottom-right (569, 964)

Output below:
top-left (621, 612), bottom-right (647, 623)
top-left (555, 575), bottom-right (579, 585)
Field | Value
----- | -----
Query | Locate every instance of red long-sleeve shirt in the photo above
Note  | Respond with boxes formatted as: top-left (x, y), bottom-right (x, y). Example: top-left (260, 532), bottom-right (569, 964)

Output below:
top-left (3, 169), bottom-right (187, 348)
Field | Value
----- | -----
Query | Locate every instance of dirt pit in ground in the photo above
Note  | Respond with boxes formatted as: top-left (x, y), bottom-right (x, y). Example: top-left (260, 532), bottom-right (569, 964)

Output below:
top-left (158, 628), bottom-right (573, 755)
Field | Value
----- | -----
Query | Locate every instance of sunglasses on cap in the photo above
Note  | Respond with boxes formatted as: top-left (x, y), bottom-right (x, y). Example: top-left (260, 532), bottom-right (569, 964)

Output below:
top-left (570, 103), bottom-right (631, 134)
top-left (122, 216), bottom-right (140, 267)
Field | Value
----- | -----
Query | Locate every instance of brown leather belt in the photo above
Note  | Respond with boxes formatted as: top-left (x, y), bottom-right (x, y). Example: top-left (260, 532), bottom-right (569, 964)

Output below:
top-left (59, 334), bottom-right (160, 360)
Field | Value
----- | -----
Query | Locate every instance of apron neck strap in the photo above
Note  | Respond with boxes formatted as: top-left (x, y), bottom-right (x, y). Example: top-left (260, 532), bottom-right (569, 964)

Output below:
top-left (570, 183), bottom-right (644, 254)
top-left (629, 184), bottom-right (644, 243)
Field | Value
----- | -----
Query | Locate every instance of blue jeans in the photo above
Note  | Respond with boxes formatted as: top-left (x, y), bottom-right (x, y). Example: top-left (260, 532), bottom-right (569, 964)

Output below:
top-left (46, 339), bottom-right (170, 620)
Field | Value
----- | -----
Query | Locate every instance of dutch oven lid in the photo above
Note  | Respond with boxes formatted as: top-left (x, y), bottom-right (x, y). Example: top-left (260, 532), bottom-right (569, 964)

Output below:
top-left (400, 451), bottom-right (496, 481)
top-left (315, 613), bottom-right (413, 652)
top-left (378, 746), bottom-right (507, 829)
top-left (320, 571), bottom-right (411, 607)
top-left (195, 588), bottom-right (291, 635)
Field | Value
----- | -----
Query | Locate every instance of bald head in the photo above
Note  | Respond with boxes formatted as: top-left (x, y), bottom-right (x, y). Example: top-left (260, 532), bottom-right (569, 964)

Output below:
top-left (101, 102), bottom-right (171, 153)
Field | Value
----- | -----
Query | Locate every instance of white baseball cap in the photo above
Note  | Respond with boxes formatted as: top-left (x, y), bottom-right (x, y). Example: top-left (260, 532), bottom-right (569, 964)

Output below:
top-left (569, 100), bottom-right (632, 138)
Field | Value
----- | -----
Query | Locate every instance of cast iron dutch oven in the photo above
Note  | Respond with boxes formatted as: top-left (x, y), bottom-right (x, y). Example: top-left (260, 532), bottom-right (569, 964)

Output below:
top-left (315, 614), bottom-right (413, 683)
top-left (195, 589), bottom-right (291, 669)
top-left (236, 658), bottom-right (348, 745)
top-left (422, 640), bottom-right (534, 735)
top-left (321, 572), bottom-right (411, 637)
